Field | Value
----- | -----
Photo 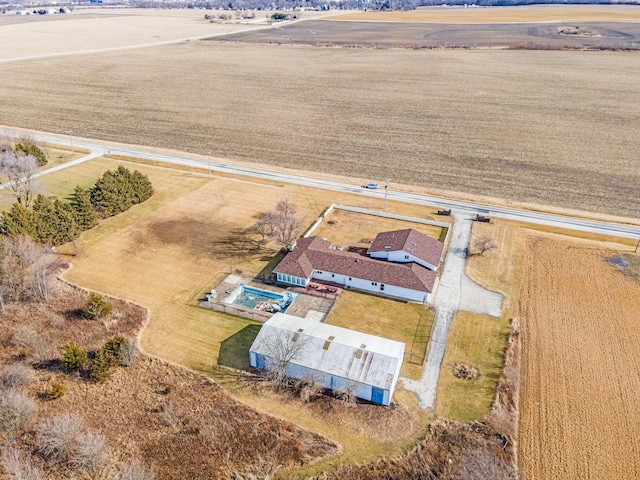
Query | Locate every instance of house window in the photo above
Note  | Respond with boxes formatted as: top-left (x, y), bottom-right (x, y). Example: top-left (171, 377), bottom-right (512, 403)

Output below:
top-left (372, 282), bottom-right (377, 286)
top-left (404, 255), bottom-right (410, 260)
top-left (380, 284), bottom-right (385, 291)
top-left (317, 271), bottom-right (323, 274)
top-left (348, 277), bottom-right (352, 281)
top-left (331, 273), bottom-right (335, 278)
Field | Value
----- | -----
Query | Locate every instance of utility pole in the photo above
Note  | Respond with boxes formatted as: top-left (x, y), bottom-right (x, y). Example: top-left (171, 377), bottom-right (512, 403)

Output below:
top-left (383, 178), bottom-right (390, 210)
top-left (67, 130), bottom-right (74, 155)
top-left (208, 151), bottom-right (212, 179)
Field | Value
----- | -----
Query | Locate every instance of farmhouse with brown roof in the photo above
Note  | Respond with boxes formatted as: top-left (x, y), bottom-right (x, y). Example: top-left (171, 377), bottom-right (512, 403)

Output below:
top-left (273, 229), bottom-right (444, 303)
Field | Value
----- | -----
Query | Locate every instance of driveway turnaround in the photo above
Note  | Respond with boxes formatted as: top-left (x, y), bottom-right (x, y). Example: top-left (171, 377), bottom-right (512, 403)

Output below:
top-left (402, 213), bottom-right (503, 410)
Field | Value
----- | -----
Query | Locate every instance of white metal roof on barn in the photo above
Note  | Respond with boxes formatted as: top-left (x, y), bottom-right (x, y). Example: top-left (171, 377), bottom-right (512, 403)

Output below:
top-left (250, 313), bottom-right (405, 390)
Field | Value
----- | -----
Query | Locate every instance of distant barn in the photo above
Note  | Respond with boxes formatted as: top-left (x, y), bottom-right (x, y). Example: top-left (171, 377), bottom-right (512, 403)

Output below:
top-left (249, 313), bottom-right (405, 406)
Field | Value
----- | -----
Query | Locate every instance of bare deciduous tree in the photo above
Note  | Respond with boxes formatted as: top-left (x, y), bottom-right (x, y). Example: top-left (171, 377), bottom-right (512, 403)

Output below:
top-left (260, 328), bottom-right (311, 390)
top-left (0, 236), bottom-right (60, 307)
top-left (0, 390), bottom-right (38, 434)
top-left (0, 149), bottom-right (41, 207)
top-left (118, 459), bottom-right (156, 480)
top-left (120, 339), bottom-right (139, 367)
top-left (0, 363), bottom-right (35, 390)
top-left (471, 235), bottom-right (498, 257)
top-left (71, 431), bottom-right (107, 471)
top-left (253, 199), bottom-right (305, 249)
top-left (454, 444), bottom-right (515, 480)
top-left (1, 445), bottom-right (45, 480)
top-left (37, 413), bottom-right (84, 462)
top-left (273, 199), bottom-right (304, 248)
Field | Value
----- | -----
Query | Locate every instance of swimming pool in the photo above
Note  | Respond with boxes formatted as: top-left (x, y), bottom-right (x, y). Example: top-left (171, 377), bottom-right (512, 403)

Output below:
top-left (224, 284), bottom-right (297, 313)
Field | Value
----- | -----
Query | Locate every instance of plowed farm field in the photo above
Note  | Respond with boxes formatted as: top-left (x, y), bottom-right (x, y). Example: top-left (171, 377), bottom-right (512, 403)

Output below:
top-left (1, 45), bottom-right (640, 217)
top-left (519, 237), bottom-right (640, 479)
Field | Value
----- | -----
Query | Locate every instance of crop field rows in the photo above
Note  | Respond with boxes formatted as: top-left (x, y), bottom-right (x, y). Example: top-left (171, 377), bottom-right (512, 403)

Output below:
top-left (334, 5), bottom-right (640, 24)
top-left (219, 20), bottom-right (640, 49)
top-left (1, 43), bottom-right (639, 217)
top-left (518, 237), bottom-right (640, 479)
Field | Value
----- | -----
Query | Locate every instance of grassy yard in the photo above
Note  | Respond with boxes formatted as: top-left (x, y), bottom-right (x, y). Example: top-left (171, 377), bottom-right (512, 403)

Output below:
top-left (53, 159), bottom-right (433, 473)
top-left (436, 311), bottom-right (510, 422)
top-left (313, 207), bottom-right (447, 247)
top-left (324, 290), bottom-right (433, 380)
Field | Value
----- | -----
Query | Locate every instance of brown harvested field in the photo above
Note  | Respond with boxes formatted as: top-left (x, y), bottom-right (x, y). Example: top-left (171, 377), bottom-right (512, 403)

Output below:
top-left (222, 20), bottom-right (640, 49)
top-left (518, 237), bottom-right (640, 479)
top-left (334, 5), bottom-right (640, 23)
top-left (1, 44), bottom-right (639, 218)
top-left (0, 8), bottom-right (264, 61)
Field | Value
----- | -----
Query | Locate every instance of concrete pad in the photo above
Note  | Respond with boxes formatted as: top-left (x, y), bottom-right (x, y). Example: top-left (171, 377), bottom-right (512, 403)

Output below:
top-left (459, 276), bottom-right (504, 318)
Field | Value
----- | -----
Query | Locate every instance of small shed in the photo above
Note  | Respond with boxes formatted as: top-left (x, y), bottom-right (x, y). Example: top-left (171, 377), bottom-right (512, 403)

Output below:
top-left (249, 313), bottom-right (405, 406)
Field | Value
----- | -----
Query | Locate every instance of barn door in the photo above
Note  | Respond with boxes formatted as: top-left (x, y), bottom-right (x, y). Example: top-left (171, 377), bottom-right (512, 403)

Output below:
top-left (371, 387), bottom-right (384, 404)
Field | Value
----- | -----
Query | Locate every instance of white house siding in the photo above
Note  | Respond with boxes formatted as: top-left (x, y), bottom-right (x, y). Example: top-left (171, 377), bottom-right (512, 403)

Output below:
top-left (249, 357), bottom-right (394, 405)
top-left (311, 270), bottom-right (427, 302)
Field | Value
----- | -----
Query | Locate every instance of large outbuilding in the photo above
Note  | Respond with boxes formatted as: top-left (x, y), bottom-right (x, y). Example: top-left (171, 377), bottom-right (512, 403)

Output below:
top-left (273, 229), bottom-right (444, 303)
top-left (249, 313), bottom-right (405, 406)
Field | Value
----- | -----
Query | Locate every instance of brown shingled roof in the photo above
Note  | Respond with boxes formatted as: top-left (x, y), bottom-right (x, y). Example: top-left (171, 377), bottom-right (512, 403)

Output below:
top-left (367, 229), bottom-right (444, 268)
top-left (274, 236), bottom-right (436, 292)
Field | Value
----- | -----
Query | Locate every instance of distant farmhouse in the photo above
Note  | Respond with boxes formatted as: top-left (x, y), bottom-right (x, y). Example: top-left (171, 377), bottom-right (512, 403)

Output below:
top-left (249, 313), bottom-right (405, 406)
top-left (274, 229), bottom-right (444, 303)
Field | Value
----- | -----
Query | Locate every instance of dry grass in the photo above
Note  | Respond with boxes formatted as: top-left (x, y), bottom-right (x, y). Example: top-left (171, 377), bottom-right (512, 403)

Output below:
top-left (518, 237), bottom-right (640, 479)
top-left (324, 290), bottom-right (433, 380)
top-left (0, 8), bottom-right (264, 61)
top-left (333, 5), bottom-right (640, 23)
top-left (35, 356), bottom-right (338, 479)
top-left (0, 288), bottom-right (338, 479)
top-left (1, 44), bottom-right (638, 217)
top-left (312, 208), bottom-right (446, 247)
top-left (436, 312), bottom-right (510, 423)
top-left (50, 159), bottom-right (433, 471)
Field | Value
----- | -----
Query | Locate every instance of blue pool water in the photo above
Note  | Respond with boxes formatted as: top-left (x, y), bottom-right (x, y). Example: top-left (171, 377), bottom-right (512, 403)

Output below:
top-left (224, 284), bottom-right (297, 313)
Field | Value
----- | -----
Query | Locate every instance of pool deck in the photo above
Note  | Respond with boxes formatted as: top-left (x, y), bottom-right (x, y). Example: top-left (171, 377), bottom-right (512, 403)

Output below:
top-left (200, 274), bottom-right (336, 323)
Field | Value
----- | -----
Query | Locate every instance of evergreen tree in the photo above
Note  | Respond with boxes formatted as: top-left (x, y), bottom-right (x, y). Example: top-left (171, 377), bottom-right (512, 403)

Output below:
top-left (90, 168), bottom-right (133, 216)
top-left (2, 203), bottom-right (37, 237)
top-left (130, 170), bottom-right (154, 204)
top-left (90, 349), bottom-right (111, 383)
top-left (14, 143), bottom-right (47, 167)
top-left (31, 194), bottom-right (56, 244)
top-left (69, 185), bottom-right (97, 231)
top-left (32, 195), bottom-right (76, 245)
top-left (62, 343), bottom-right (88, 371)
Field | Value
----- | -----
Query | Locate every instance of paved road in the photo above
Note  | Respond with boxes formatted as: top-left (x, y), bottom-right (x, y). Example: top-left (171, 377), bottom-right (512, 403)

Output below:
top-left (5, 129), bottom-right (637, 410)
top-left (18, 131), bottom-right (640, 241)
top-left (0, 148), bottom-right (104, 192)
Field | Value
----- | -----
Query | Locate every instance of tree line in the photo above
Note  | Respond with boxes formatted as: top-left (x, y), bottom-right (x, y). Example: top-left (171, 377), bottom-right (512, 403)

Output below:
top-left (0, 166), bottom-right (154, 246)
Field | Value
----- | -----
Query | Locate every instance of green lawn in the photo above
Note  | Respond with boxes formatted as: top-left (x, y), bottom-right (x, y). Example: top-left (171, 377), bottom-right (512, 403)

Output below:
top-left (324, 290), bottom-right (433, 380)
top-left (436, 311), bottom-right (510, 422)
